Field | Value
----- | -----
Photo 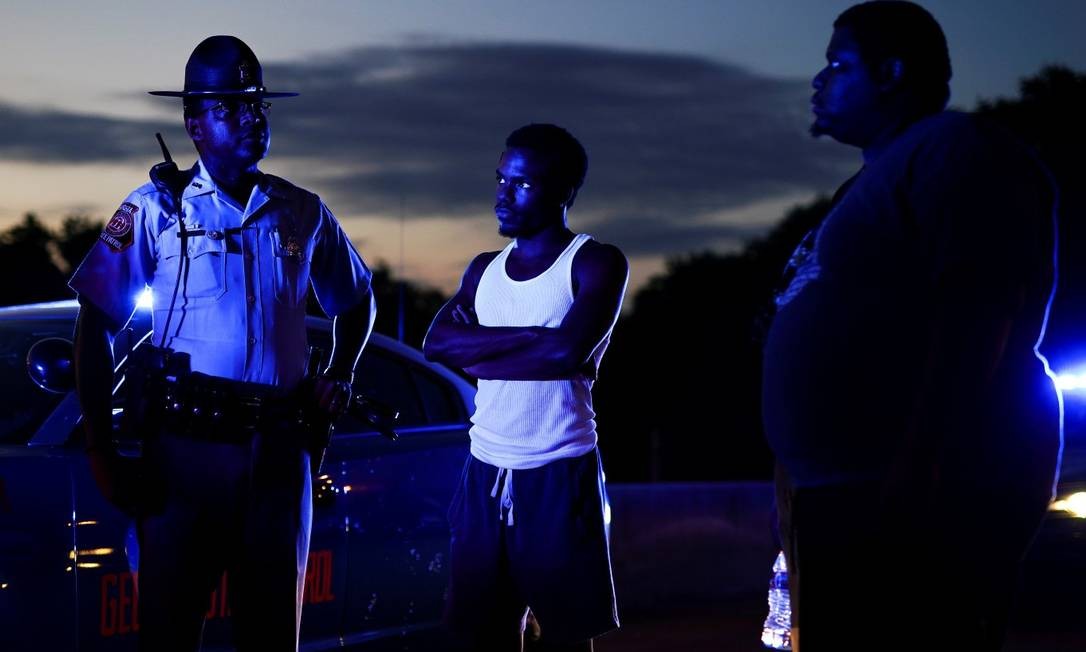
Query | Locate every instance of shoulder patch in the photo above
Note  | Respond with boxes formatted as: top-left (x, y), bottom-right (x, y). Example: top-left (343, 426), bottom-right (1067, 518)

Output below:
top-left (100, 202), bottom-right (138, 252)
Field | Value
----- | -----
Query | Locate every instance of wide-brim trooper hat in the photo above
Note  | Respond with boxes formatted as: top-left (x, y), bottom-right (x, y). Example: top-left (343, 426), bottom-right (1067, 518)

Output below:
top-left (148, 35), bottom-right (298, 99)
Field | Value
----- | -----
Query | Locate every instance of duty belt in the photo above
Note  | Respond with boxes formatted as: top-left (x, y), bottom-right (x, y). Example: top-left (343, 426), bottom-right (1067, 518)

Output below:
top-left (156, 372), bottom-right (302, 445)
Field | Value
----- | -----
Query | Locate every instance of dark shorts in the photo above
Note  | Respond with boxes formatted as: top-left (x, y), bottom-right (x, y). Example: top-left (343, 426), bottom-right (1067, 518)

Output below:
top-left (445, 448), bottom-right (619, 644)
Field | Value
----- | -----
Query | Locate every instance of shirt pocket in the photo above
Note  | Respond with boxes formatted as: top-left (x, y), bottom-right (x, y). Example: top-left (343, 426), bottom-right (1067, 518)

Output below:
top-left (158, 232), bottom-right (228, 302)
top-left (272, 228), bottom-right (311, 308)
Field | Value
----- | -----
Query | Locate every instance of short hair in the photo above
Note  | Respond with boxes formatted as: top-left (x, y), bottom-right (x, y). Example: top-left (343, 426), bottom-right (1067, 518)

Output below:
top-left (505, 123), bottom-right (588, 192)
top-left (835, 1), bottom-right (952, 115)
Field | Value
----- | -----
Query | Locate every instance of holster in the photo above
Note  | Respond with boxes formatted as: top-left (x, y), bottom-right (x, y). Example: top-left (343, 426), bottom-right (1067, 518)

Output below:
top-left (119, 344), bottom-right (191, 443)
top-left (295, 375), bottom-right (335, 476)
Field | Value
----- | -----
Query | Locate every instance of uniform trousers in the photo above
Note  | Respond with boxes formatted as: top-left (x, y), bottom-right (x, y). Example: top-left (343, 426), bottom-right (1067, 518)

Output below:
top-left (136, 428), bottom-right (312, 652)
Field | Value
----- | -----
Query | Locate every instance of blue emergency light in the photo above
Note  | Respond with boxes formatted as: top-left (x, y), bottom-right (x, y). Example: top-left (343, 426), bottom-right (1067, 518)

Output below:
top-left (135, 287), bottom-right (153, 310)
top-left (1054, 370), bottom-right (1086, 392)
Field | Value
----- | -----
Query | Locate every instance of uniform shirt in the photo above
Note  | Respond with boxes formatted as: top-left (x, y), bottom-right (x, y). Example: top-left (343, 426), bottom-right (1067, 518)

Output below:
top-left (469, 233), bottom-right (608, 469)
top-left (70, 161), bottom-right (371, 391)
top-left (762, 111), bottom-right (1059, 489)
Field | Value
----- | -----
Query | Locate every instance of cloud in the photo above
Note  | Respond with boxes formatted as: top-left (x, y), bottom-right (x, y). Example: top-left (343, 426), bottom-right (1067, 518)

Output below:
top-left (266, 42), bottom-right (855, 256)
top-left (0, 40), bottom-right (854, 258)
top-left (0, 105), bottom-right (181, 163)
top-left (585, 213), bottom-right (769, 257)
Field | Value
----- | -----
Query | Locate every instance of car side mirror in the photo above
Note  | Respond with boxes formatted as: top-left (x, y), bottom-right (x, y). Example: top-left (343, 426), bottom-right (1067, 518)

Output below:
top-left (27, 337), bottom-right (76, 394)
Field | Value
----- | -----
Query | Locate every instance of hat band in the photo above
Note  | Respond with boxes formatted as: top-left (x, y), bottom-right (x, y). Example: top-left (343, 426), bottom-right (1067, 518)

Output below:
top-left (185, 85), bottom-right (266, 95)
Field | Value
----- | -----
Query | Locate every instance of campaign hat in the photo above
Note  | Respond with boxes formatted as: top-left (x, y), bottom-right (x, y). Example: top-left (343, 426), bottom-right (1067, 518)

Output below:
top-left (148, 35), bottom-right (298, 98)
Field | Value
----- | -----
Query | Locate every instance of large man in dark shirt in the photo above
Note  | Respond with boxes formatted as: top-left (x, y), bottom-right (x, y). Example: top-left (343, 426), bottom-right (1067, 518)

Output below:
top-left (762, 2), bottom-right (1061, 649)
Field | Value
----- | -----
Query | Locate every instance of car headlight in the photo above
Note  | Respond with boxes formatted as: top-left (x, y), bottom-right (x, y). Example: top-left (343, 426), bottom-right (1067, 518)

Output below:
top-left (1050, 491), bottom-right (1086, 518)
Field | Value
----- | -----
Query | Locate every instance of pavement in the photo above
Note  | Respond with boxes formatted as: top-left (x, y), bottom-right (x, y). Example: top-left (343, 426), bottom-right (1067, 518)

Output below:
top-left (592, 482), bottom-right (1086, 652)
top-left (592, 595), bottom-right (1086, 652)
top-left (595, 599), bottom-right (771, 652)
top-left (595, 483), bottom-right (787, 651)
top-left (594, 606), bottom-right (1086, 652)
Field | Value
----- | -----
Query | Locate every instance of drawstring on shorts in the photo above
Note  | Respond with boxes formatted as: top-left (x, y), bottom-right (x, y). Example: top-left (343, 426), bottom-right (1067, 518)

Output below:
top-left (490, 467), bottom-right (515, 526)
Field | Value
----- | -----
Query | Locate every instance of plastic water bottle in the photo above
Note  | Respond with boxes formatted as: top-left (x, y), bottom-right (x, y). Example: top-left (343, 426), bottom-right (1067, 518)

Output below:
top-left (760, 550), bottom-right (792, 650)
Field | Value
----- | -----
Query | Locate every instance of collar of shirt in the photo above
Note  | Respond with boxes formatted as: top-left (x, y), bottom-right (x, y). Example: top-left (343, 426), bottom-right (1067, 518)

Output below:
top-left (181, 160), bottom-right (292, 222)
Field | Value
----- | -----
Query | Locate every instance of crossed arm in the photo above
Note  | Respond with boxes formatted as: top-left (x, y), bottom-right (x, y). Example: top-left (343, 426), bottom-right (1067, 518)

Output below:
top-left (422, 243), bottom-right (629, 381)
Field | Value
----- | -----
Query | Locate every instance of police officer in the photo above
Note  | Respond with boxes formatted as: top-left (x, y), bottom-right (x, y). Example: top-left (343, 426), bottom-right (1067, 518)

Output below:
top-left (70, 35), bottom-right (375, 651)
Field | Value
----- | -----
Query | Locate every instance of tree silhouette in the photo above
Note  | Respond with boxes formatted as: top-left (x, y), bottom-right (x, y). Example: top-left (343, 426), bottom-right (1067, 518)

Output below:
top-left (976, 66), bottom-right (1086, 374)
top-left (309, 261), bottom-right (448, 349)
top-left (0, 214), bottom-right (80, 306)
top-left (55, 215), bottom-right (105, 275)
top-left (595, 200), bottom-right (831, 482)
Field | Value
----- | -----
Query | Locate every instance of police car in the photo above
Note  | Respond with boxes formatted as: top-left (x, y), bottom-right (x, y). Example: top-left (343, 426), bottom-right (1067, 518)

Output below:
top-left (0, 299), bottom-right (474, 651)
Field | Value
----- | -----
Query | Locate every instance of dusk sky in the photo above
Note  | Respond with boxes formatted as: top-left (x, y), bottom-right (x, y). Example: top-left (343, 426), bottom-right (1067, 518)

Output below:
top-left (3, 0), bottom-right (1085, 295)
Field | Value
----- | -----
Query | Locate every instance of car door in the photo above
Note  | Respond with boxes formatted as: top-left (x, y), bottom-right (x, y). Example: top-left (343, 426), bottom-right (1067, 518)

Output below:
top-left (0, 311), bottom-right (109, 651)
top-left (0, 447), bottom-right (82, 652)
top-left (71, 452), bottom-right (143, 652)
top-left (314, 337), bottom-right (471, 647)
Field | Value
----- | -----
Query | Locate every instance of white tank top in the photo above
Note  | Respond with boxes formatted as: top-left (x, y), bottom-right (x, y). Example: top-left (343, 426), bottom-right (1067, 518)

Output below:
top-left (469, 233), bottom-right (609, 469)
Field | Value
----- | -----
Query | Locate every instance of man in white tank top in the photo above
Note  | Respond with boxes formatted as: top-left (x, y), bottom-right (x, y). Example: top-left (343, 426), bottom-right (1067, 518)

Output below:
top-left (424, 124), bottom-right (628, 651)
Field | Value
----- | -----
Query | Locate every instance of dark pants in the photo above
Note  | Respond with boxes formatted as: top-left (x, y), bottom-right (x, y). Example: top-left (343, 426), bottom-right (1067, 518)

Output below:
top-left (790, 478), bottom-right (1050, 652)
top-left (136, 430), bottom-right (312, 652)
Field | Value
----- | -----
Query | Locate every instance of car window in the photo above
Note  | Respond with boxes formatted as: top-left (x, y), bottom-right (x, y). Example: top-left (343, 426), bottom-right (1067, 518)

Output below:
top-left (345, 349), bottom-right (426, 431)
top-left (304, 329), bottom-right (429, 433)
top-left (303, 330), bottom-right (467, 434)
top-left (411, 365), bottom-right (465, 424)
top-left (0, 317), bottom-right (72, 444)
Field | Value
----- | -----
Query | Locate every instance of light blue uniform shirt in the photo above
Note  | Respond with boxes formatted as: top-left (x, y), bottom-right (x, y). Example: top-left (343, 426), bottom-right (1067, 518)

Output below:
top-left (70, 161), bottom-right (372, 391)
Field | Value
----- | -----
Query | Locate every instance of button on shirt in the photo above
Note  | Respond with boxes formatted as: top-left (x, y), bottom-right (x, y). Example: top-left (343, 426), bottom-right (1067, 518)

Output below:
top-left (70, 162), bottom-right (372, 391)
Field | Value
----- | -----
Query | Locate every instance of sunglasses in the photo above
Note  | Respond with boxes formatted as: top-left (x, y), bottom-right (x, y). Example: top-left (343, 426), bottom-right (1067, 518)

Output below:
top-left (194, 100), bottom-right (272, 120)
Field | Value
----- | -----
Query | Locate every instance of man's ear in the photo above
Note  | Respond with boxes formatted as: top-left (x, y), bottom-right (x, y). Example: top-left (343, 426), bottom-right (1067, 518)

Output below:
top-left (878, 57), bottom-right (905, 93)
top-left (562, 186), bottom-right (578, 209)
top-left (185, 117), bottom-right (202, 142)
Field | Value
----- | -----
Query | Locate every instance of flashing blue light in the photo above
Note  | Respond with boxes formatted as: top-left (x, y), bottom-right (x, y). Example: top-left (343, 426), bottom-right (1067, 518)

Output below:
top-left (1055, 371), bottom-right (1086, 392)
top-left (135, 288), bottom-right (153, 310)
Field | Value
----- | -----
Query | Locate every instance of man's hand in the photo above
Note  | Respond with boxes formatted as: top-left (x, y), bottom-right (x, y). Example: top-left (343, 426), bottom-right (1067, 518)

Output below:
top-left (317, 292), bottom-right (374, 418)
top-left (312, 374), bottom-right (353, 417)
